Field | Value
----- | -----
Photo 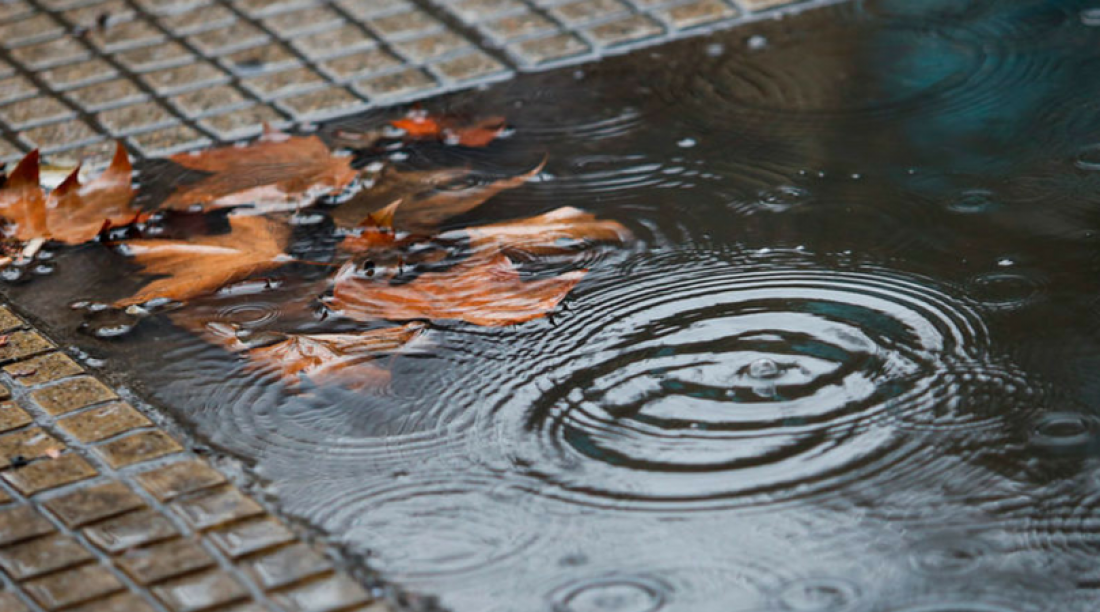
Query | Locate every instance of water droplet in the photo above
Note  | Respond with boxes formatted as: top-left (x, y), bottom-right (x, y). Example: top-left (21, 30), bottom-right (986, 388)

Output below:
top-left (967, 272), bottom-right (1041, 311)
top-left (909, 538), bottom-right (988, 575)
top-left (1031, 412), bottom-right (1095, 450)
top-left (748, 358), bottom-right (782, 380)
top-left (553, 577), bottom-right (667, 612)
top-left (776, 578), bottom-right (861, 611)
top-left (677, 138), bottom-right (696, 148)
top-left (996, 258), bottom-right (1015, 268)
top-left (747, 35), bottom-right (768, 50)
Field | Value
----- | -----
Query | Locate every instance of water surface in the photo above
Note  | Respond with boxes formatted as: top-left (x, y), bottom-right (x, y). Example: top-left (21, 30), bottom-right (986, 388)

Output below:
top-left (9, 1), bottom-right (1100, 610)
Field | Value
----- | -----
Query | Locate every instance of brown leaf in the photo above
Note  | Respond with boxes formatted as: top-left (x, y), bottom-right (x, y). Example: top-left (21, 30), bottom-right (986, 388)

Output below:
top-left (444, 206), bottom-right (633, 258)
top-left (0, 144), bottom-right (141, 246)
top-left (391, 113), bottom-right (507, 147)
top-left (202, 320), bottom-right (426, 390)
top-left (116, 215), bottom-right (292, 306)
top-left (332, 160), bottom-right (545, 232)
top-left (325, 252), bottom-right (584, 327)
top-left (163, 129), bottom-right (358, 213)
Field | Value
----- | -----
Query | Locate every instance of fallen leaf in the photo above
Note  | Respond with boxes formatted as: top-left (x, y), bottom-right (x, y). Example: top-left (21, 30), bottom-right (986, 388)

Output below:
top-left (325, 252), bottom-right (584, 327)
top-left (163, 127), bottom-right (358, 213)
top-left (331, 160), bottom-right (545, 232)
top-left (391, 112), bottom-right (507, 147)
top-left (116, 215), bottom-right (292, 306)
top-left (202, 320), bottom-right (426, 390)
top-left (444, 206), bottom-right (633, 258)
top-left (0, 144), bottom-right (141, 246)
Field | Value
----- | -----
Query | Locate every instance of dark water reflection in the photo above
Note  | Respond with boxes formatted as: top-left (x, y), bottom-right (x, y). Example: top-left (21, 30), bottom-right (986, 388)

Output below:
top-left (9, 0), bottom-right (1100, 610)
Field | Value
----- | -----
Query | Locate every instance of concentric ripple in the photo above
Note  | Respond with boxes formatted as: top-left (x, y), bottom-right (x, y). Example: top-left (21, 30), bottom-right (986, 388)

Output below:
top-left (471, 251), bottom-right (1016, 511)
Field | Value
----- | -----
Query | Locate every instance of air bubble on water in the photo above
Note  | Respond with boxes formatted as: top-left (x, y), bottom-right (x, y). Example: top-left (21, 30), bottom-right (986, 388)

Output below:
top-left (748, 358), bottom-right (781, 380)
top-left (850, 173), bottom-right (862, 180)
top-left (389, 151), bottom-right (409, 162)
top-left (677, 138), bottom-right (697, 148)
top-left (747, 35), bottom-right (768, 50)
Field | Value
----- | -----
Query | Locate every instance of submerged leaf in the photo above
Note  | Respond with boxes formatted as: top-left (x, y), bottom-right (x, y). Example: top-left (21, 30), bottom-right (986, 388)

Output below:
top-left (332, 160), bottom-right (545, 232)
top-left (202, 320), bottom-right (427, 391)
top-left (116, 215), bottom-right (292, 306)
top-left (325, 253), bottom-right (584, 327)
top-left (163, 129), bottom-right (357, 213)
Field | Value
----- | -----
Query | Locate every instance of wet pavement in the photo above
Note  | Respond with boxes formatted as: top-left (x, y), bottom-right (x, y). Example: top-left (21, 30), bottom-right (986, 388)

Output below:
top-left (0, 303), bottom-right (389, 611)
top-left (0, 0), bottom-right (821, 166)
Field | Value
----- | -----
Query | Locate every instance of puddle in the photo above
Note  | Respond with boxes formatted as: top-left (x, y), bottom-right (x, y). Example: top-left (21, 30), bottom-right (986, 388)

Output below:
top-left (6, 0), bottom-right (1100, 610)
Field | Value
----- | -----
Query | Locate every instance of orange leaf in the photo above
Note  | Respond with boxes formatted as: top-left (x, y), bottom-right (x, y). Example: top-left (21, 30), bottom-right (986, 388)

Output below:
top-left (331, 160), bottom-right (545, 232)
top-left (202, 321), bottom-right (426, 390)
top-left (163, 130), bottom-right (358, 213)
top-left (325, 253), bottom-right (584, 327)
top-left (391, 116), bottom-right (441, 139)
top-left (0, 144), bottom-right (141, 246)
top-left (445, 206), bottom-right (633, 258)
top-left (116, 215), bottom-right (292, 306)
top-left (390, 111), bottom-right (507, 148)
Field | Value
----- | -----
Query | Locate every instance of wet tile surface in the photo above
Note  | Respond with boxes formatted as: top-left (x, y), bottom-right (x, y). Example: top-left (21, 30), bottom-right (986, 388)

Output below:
top-left (0, 0), bottom-right (821, 166)
top-left (0, 305), bottom-right (391, 612)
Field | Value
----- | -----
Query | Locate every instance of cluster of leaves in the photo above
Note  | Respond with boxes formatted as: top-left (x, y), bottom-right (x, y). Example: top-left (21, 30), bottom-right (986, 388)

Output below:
top-left (0, 110), bottom-right (632, 391)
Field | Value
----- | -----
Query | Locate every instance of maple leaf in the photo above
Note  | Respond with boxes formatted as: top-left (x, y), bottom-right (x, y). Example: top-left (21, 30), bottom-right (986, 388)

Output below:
top-left (163, 127), bottom-right (358, 213)
top-left (325, 252), bottom-right (584, 327)
top-left (331, 160), bottom-right (545, 232)
top-left (116, 215), bottom-right (292, 306)
top-left (201, 320), bottom-right (427, 391)
top-left (0, 143), bottom-right (141, 248)
top-left (444, 206), bottom-right (634, 258)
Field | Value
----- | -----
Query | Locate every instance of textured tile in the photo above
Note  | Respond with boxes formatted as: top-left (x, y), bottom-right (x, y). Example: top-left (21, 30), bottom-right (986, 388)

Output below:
top-left (263, 6), bottom-right (344, 37)
top-left (141, 62), bottom-right (230, 95)
top-left (0, 428), bottom-right (64, 469)
top-left (394, 30), bottom-right (470, 62)
top-left (97, 101), bottom-right (176, 135)
top-left (152, 570), bottom-right (250, 612)
top-left (0, 97), bottom-right (74, 129)
top-left (39, 59), bottom-right (118, 90)
top-left (63, 0), bottom-right (137, 28)
top-left (0, 310), bottom-right (21, 334)
top-left (510, 33), bottom-right (590, 65)
top-left (369, 10), bottom-right (443, 40)
top-left (353, 68), bottom-right (435, 100)
top-left (0, 331), bottom-right (54, 364)
top-left (483, 11), bottom-right (557, 43)
top-left (87, 18), bottom-right (165, 52)
top-left (170, 85), bottom-right (249, 118)
top-left (0, 1), bottom-right (33, 23)
top-left (57, 402), bottom-right (153, 443)
top-left (319, 48), bottom-right (402, 81)
top-left (450, 0), bottom-right (527, 22)
top-left (4, 352), bottom-right (84, 386)
top-left (0, 76), bottom-right (37, 104)
top-left (208, 517), bottom-right (295, 559)
top-left (24, 564), bottom-right (124, 610)
top-left (114, 40), bottom-right (193, 71)
top-left (84, 508), bottom-right (179, 553)
top-left (277, 86), bottom-right (368, 121)
top-left (0, 534), bottom-right (95, 579)
top-left (585, 13), bottom-right (664, 46)
top-left (94, 430), bottom-right (183, 468)
top-left (158, 5), bottom-right (235, 35)
top-left (135, 460), bottom-right (228, 502)
top-left (30, 377), bottom-right (119, 416)
top-left (548, 0), bottom-right (630, 26)
top-left (0, 14), bottom-right (65, 48)
top-left (242, 67), bottom-right (327, 100)
top-left (116, 538), bottom-right (216, 585)
top-left (244, 543), bottom-right (331, 589)
top-left (433, 51), bottom-right (509, 82)
top-left (10, 37), bottom-right (89, 69)
top-left (44, 480), bottom-right (146, 528)
top-left (274, 574), bottom-right (370, 612)
top-left (68, 592), bottom-right (158, 612)
top-left (337, 0), bottom-right (414, 20)
top-left (0, 403), bottom-right (33, 434)
top-left (173, 487), bottom-right (264, 531)
top-left (189, 21), bottom-right (268, 55)
top-left (656, 0), bottom-right (738, 29)
top-left (0, 592), bottom-right (29, 612)
top-left (20, 120), bottom-right (100, 152)
top-left (292, 24), bottom-right (376, 60)
top-left (0, 505), bottom-right (55, 546)
top-left (224, 43), bottom-right (300, 76)
top-left (3, 453), bottom-right (98, 495)
top-left (128, 125), bottom-right (210, 156)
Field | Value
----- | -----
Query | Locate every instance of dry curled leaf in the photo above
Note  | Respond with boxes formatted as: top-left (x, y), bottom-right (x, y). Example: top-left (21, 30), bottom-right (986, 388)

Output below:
top-left (325, 252), bottom-right (584, 327)
top-left (163, 128), bottom-right (357, 213)
top-left (117, 215), bottom-right (292, 306)
top-left (202, 320), bottom-right (427, 391)
top-left (332, 160), bottom-right (545, 232)
top-left (0, 143), bottom-right (140, 247)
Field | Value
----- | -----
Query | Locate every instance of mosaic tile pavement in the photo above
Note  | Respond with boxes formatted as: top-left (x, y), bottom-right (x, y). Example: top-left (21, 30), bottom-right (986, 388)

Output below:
top-left (0, 0), bottom-right (834, 167)
top-left (0, 304), bottom-right (391, 612)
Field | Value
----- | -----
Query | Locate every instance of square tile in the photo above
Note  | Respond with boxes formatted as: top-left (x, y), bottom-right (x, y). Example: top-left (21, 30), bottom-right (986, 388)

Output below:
top-left (548, 0), bottom-right (630, 26)
top-left (233, 0), bottom-right (309, 17)
top-left (114, 41), bottom-right (193, 71)
top-left (585, 14), bottom-right (664, 46)
top-left (56, 402), bottom-right (152, 443)
top-left (0, 330), bottom-right (54, 364)
top-left (207, 517), bottom-right (294, 559)
top-left (394, 30), bottom-right (470, 63)
top-left (0, 308), bottom-right (22, 333)
top-left (117, 538), bottom-right (215, 585)
top-left (263, 6), bottom-right (343, 37)
top-left (19, 120), bottom-right (100, 152)
top-left (352, 67), bottom-right (435, 100)
top-left (509, 33), bottom-right (590, 65)
top-left (433, 51), bottom-right (509, 83)
top-left (0, 76), bottom-right (37, 104)
top-left (656, 0), bottom-right (739, 29)
top-left (31, 377), bottom-right (118, 415)
top-left (63, 0), bottom-right (138, 28)
top-left (337, 0), bottom-right (414, 20)
top-left (134, 460), bottom-right (227, 501)
top-left (740, 0), bottom-right (799, 10)
top-left (0, 428), bottom-right (64, 469)
top-left (292, 24), bottom-right (376, 60)
top-left (188, 21), bottom-right (268, 55)
top-left (244, 543), bottom-right (331, 589)
top-left (39, 59), bottom-right (118, 90)
top-left (94, 430), bottom-right (183, 468)
top-left (369, 10), bottom-right (443, 40)
top-left (276, 85), bottom-right (368, 121)
top-left (170, 85), bottom-right (249, 119)
top-left (97, 101), bottom-right (176, 136)
top-left (152, 571), bottom-right (249, 612)
top-left (223, 43), bottom-right (300, 76)
top-left (449, 0), bottom-right (527, 22)
top-left (482, 11), bottom-right (558, 43)
top-left (158, 4), bottom-right (234, 35)
top-left (24, 564), bottom-right (124, 610)
top-left (84, 508), bottom-right (178, 552)
top-left (136, 0), bottom-right (208, 15)
top-left (66, 78), bottom-right (146, 112)
top-left (0, 505), bottom-right (55, 546)
top-left (0, 402), bottom-right (32, 433)
top-left (0, 97), bottom-right (74, 129)
top-left (10, 37), bottom-right (89, 69)
top-left (0, 534), bottom-right (94, 579)
top-left (141, 62), bottom-right (230, 95)
top-left (88, 19), bottom-right (165, 52)
top-left (0, 1), bottom-right (33, 22)
top-left (128, 125), bottom-right (209, 156)
top-left (3, 453), bottom-right (98, 495)
top-left (172, 486), bottom-right (264, 531)
top-left (69, 592), bottom-right (157, 612)
top-left (0, 14), bottom-right (65, 48)
top-left (44, 480), bottom-right (146, 528)
top-left (319, 48), bottom-right (402, 81)
top-left (241, 67), bottom-right (326, 100)
top-left (0, 592), bottom-right (29, 612)
top-left (273, 574), bottom-right (369, 612)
